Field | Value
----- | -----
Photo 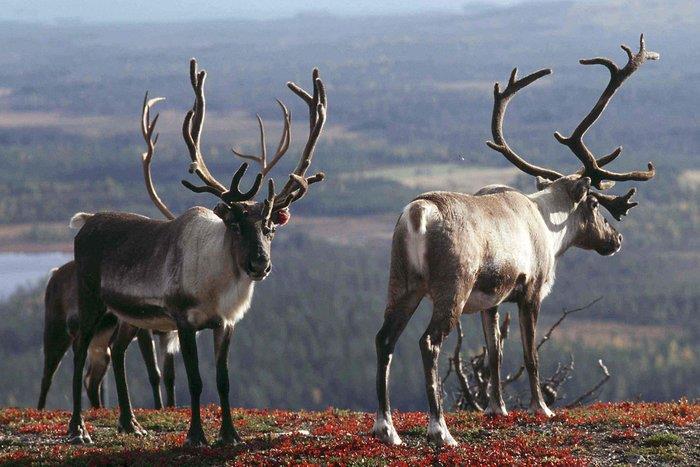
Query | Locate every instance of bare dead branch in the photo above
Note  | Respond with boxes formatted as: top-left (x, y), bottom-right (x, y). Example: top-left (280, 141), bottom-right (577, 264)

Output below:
top-left (538, 296), bottom-right (603, 351)
top-left (504, 298), bottom-right (602, 387)
top-left (454, 321), bottom-right (485, 411)
top-left (542, 354), bottom-right (575, 406)
top-left (565, 359), bottom-right (611, 408)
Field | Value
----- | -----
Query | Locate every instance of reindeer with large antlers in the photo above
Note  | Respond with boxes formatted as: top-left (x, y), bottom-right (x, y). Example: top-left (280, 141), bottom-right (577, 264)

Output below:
top-left (65, 59), bottom-right (327, 445)
top-left (38, 96), bottom-right (178, 413)
top-left (372, 35), bottom-right (657, 446)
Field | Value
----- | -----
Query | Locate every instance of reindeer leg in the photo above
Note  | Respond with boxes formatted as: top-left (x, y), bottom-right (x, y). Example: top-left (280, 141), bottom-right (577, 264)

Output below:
top-left (177, 325), bottom-right (208, 446)
top-left (67, 288), bottom-right (104, 444)
top-left (159, 333), bottom-right (177, 407)
top-left (518, 300), bottom-right (554, 417)
top-left (84, 317), bottom-right (117, 408)
top-left (84, 349), bottom-right (110, 409)
top-left (213, 325), bottom-right (241, 444)
top-left (137, 329), bottom-right (163, 409)
top-left (421, 296), bottom-right (462, 447)
top-left (111, 322), bottom-right (147, 435)
top-left (38, 322), bottom-right (71, 410)
top-left (372, 286), bottom-right (424, 445)
top-left (481, 306), bottom-right (507, 416)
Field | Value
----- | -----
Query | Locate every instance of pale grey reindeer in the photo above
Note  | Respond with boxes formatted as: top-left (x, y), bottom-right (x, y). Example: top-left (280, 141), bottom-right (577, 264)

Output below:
top-left (66, 59), bottom-right (327, 445)
top-left (38, 96), bottom-right (178, 414)
top-left (372, 35), bottom-right (658, 446)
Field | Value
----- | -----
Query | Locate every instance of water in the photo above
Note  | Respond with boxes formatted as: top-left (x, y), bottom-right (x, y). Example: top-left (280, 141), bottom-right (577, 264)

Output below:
top-left (0, 252), bottom-right (72, 300)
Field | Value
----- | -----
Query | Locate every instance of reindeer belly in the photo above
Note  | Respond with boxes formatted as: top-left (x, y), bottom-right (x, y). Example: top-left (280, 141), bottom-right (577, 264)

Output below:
top-left (110, 307), bottom-right (177, 332)
top-left (462, 290), bottom-right (505, 313)
top-left (102, 290), bottom-right (177, 332)
top-left (462, 263), bottom-right (524, 313)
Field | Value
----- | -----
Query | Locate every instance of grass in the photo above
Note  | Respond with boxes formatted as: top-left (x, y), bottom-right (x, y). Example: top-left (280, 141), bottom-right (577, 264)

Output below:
top-left (0, 401), bottom-right (697, 465)
top-left (642, 431), bottom-right (684, 447)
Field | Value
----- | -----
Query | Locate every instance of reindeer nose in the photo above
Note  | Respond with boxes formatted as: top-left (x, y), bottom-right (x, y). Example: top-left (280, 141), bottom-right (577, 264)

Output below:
top-left (248, 253), bottom-right (270, 276)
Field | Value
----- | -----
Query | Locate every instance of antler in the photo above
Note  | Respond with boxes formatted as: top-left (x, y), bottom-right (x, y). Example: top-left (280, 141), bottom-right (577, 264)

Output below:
top-left (260, 179), bottom-right (276, 232)
top-left (141, 92), bottom-right (175, 220)
top-left (553, 34), bottom-right (658, 189)
top-left (486, 67), bottom-right (563, 182)
top-left (232, 100), bottom-right (291, 177)
top-left (272, 68), bottom-right (328, 210)
top-left (486, 35), bottom-right (659, 220)
top-left (181, 58), bottom-right (263, 204)
top-left (588, 188), bottom-right (638, 221)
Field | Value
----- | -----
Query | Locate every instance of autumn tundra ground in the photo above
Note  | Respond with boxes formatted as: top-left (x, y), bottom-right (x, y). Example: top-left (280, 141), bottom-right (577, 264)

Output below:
top-left (0, 401), bottom-right (698, 465)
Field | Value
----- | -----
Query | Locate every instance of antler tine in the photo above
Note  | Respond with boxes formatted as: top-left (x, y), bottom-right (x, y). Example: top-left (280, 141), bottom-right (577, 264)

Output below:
top-left (232, 114), bottom-right (266, 164)
top-left (181, 58), bottom-right (227, 194)
top-left (264, 99), bottom-right (292, 173)
top-left (553, 35), bottom-right (658, 189)
top-left (261, 179), bottom-right (276, 230)
top-left (140, 92), bottom-right (175, 220)
top-left (232, 99), bottom-right (291, 177)
top-left (486, 67), bottom-right (564, 181)
top-left (184, 162), bottom-right (263, 204)
top-left (589, 188), bottom-right (638, 221)
top-left (189, 59), bottom-right (207, 149)
top-left (273, 69), bottom-right (327, 209)
top-left (220, 163), bottom-right (264, 204)
top-left (574, 147), bottom-right (623, 187)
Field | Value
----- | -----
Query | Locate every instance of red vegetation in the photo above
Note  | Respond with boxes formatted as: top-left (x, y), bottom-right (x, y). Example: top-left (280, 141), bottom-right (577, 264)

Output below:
top-left (0, 401), bottom-right (696, 465)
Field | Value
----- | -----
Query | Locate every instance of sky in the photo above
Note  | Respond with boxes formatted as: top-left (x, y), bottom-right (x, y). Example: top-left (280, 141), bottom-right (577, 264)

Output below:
top-left (1, 0), bottom-right (523, 23)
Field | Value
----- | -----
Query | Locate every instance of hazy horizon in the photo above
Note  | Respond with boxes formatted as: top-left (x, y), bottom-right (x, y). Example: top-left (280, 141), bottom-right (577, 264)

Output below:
top-left (3, 0), bottom-right (532, 23)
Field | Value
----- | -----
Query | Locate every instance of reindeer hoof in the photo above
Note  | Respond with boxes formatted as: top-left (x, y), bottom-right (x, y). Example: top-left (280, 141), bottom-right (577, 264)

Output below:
top-left (67, 434), bottom-right (93, 445)
top-left (427, 430), bottom-right (458, 447)
top-left (216, 430), bottom-right (243, 446)
top-left (184, 426), bottom-right (209, 447)
top-left (184, 436), bottom-right (209, 447)
top-left (66, 421), bottom-right (93, 445)
top-left (371, 415), bottom-right (403, 445)
top-left (427, 418), bottom-right (458, 447)
top-left (118, 417), bottom-right (148, 436)
top-left (485, 404), bottom-right (509, 417)
top-left (529, 403), bottom-right (555, 418)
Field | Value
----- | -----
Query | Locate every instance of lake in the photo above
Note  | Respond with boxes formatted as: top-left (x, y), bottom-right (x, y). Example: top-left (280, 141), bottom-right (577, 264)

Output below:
top-left (0, 252), bottom-right (72, 300)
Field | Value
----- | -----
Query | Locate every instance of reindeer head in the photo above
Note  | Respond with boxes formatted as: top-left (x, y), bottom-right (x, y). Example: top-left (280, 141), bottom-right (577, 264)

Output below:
top-left (539, 176), bottom-right (622, 256)
top-left (487, 35), bottom-right (658, 256)
top-left (180, 60), bottom-right (327, 281)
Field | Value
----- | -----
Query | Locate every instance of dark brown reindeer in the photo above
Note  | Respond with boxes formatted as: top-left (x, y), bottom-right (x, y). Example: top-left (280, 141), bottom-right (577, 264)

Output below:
top-left (38, 96), bottom-right (178, 412)
top-left (372, 35), bottom-right (658, 446)
top-left (66, 59), bottom-right (327, 445)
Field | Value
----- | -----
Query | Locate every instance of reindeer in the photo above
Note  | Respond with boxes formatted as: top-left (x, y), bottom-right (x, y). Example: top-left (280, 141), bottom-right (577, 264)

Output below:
top-left (372, 35), bottom-right (658, 446)
top-left (65, 59), bottom-right (327, 445)
top-left (38, 97), bottom-right (178, 412)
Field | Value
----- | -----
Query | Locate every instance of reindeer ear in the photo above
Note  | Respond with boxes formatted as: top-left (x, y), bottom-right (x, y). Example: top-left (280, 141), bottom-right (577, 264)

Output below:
top-left (212, 203), bottom-right (230, 220)
top-left (570, 177), bottom-right (591, 203)
top-left (587, 195), bottom-right (599, 209)
top-left (536, 176), bottom-right (553, 191)
top-left (272, 208), bottom-right (291, 226)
